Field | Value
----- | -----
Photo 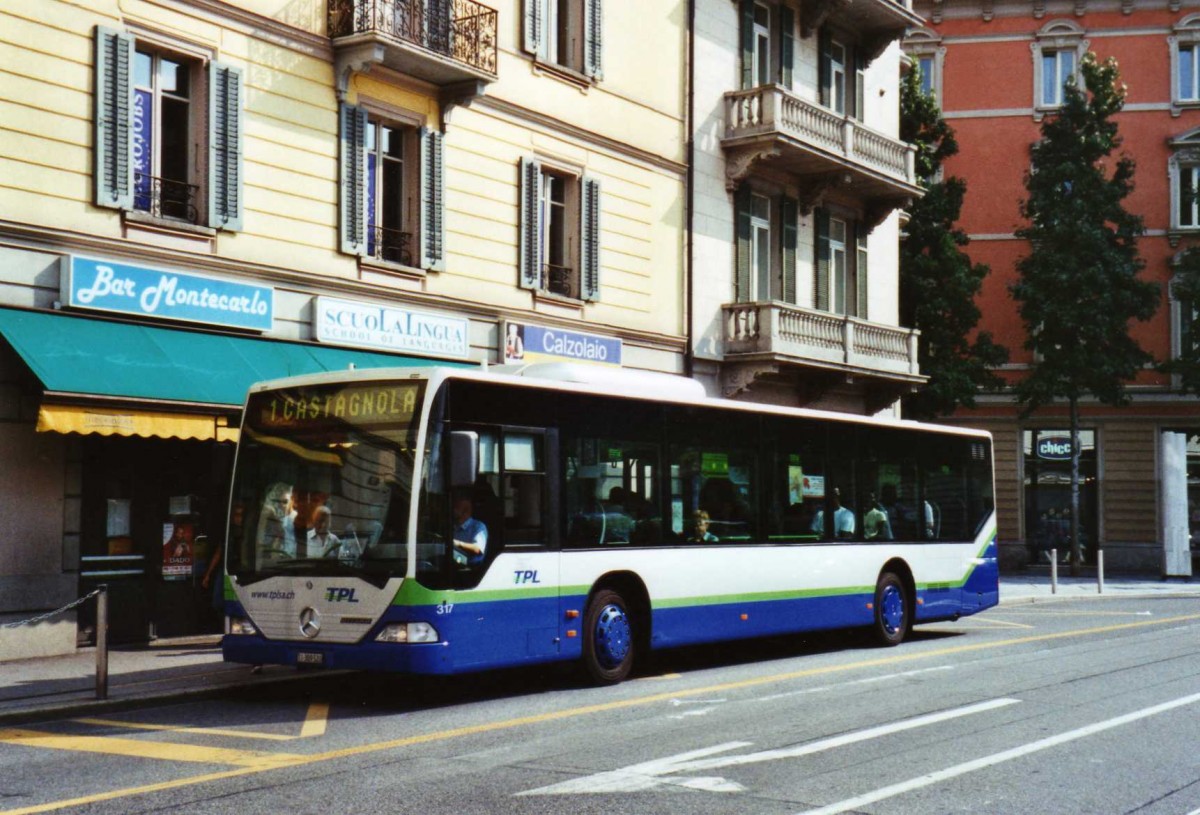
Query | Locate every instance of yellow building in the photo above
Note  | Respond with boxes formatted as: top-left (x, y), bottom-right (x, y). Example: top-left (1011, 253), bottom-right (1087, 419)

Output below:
top-left (0, 0), bottom-right (686, 658)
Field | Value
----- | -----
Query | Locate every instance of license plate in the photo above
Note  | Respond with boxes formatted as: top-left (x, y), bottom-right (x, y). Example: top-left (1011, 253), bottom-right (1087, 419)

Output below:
top-left (296, 652), bottom-right (324, 665)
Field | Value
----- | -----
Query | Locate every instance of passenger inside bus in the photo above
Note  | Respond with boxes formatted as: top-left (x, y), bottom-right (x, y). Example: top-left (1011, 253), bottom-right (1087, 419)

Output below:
top-left (811, 487), bottom-right (855, 539)
top-left (688, 509), bottom-right (718, 542)
top-left (452, 493), bottom-right (488, 566)
top-left (305, 505), bottom-right (340, 557)
top-left (257, 482), bottom-right (297, 558)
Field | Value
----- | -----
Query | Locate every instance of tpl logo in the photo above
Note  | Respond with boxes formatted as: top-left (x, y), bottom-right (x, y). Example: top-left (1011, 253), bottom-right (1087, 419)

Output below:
top-left (324, 587), bottom-right (360, 603)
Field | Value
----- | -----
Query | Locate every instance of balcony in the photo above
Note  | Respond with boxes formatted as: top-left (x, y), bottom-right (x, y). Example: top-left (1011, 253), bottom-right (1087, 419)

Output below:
top-left (329, 0), bottom-right (497, 98)
top-left (722, 301), bottom-right (924, 402)
top-left (723, 86), bottom-right (921, 220)
top-left (801, 0), bottom-right (922, 60)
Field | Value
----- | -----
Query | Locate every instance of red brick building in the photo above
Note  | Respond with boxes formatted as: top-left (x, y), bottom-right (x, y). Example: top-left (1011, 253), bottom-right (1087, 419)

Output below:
top-left (905, 0), bottom-right (1199, 574)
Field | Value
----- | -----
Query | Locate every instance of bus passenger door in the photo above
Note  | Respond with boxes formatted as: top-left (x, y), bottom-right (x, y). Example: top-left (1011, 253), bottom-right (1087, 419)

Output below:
top-left (454, 426), bottom-right (561, 667)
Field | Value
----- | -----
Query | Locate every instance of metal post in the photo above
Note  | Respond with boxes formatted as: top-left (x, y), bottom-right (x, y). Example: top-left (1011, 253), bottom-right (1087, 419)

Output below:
top-left (96, 585), bottom-right (108, 701)
top-left (1097, 550), bottom-right (1104, 595)
top-left (1050, 551), bottom-right (1058, 594)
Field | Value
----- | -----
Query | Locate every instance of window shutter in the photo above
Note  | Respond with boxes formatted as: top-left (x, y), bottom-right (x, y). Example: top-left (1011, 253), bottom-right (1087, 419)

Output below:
top-left (419, 127), bottom-right (446, 271)
top-left (739, 0), bottom-right (754, 90)
top-left (518, 157), bottom-right (543, 290)
top-left (814, 209), bottom-right (830, 311)
top-left (854, 48), bottom-right (865, 121)
top-left (94, 26), bottom-right (134, 211)
top-left (735, 186), bottom-right (752, 302)
top-left (523, 0), bottom-right (542, 56)
top-left (856, 223), bottom-right (868, 318)
top-left (339, 103), bottom-right (368, 256)
top-left (584, 0), bottom-right (603, 79)
top-left (781, 197), bottom-right (797, 304)
top-left (581, 176), bottom-right (601, 300)
top-left (207, 61), bottom-right (243, 231)
top-left (780, 7), bottom-right (794, 88)
top-left (818, 29), bottom-right (832, 107)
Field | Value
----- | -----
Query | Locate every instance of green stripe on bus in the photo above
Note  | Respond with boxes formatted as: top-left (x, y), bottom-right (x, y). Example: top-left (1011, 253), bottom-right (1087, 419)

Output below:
top-left (654, 585), bottom-right (873, 609)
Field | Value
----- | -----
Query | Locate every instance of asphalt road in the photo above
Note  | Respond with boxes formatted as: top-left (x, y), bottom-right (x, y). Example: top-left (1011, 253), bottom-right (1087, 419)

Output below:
top-left (4, 597), bottom-right (1200, 815)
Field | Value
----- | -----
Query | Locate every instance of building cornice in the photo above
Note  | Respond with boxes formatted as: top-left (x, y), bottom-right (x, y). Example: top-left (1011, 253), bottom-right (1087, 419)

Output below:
top-left (146, 0), bottom-right (333, 61)
top-left (918, 0), bottom-right (1200, 22)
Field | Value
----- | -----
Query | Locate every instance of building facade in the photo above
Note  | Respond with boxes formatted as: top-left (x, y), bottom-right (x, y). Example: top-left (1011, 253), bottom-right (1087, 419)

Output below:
top-left (691, 0), bottom-right (926, 414)
top-left (905, 0), bottom-right (1200, 574)
top-left (0, 0), bottom-right (687, 659)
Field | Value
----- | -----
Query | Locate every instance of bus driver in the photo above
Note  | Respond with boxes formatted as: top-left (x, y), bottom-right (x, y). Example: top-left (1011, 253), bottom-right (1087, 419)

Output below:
top-left (452, 494), bottom-right (488, 566)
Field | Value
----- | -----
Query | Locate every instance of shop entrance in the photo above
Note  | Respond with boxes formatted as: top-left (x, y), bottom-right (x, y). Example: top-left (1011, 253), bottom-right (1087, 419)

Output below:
top-left (1023, 429), bottom-right (1098, 565)
top-left (78, 435), bottom-right (234, 643)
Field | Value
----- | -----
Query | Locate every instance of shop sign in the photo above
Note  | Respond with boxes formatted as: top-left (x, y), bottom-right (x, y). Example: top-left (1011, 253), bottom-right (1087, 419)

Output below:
top-left (503, 321), bottom-right (622, 367)
top-left (1037, 436), bottom-right (1074, 460)
top-left (314, 296), bottom-right (469, 359)
top-left (65, 256), bottom-right (274, 331)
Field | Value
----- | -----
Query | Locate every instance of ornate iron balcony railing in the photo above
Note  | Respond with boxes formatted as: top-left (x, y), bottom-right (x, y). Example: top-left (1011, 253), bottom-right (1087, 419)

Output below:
top-left (329, 0), bottom-right (498, 76)
top-left (368, 224), bottom-right (413, 266)
top-left (133, 173), bottom-right (199, 224)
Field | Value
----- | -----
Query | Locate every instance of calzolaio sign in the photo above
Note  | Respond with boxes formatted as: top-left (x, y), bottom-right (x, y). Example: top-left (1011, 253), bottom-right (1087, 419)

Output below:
top-left (64, 256), bottom-right (274, 331)
top-left (314, 296), bottom-right (470, 359)
top-left (503, 321), bottom-right (622, 367)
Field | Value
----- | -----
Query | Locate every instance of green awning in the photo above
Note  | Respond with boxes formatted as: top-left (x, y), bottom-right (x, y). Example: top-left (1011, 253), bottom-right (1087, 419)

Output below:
top-left (0, 306), bottom-right (451, 409)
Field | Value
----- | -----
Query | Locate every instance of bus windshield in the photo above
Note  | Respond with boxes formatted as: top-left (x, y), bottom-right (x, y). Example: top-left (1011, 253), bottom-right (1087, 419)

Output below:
top-left (226, 379), bottom-right (427, 586)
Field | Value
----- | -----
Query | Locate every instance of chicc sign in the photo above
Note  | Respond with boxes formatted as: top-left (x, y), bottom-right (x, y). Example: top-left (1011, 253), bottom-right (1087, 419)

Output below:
top-left (314, 296), bottom-right (469, 359)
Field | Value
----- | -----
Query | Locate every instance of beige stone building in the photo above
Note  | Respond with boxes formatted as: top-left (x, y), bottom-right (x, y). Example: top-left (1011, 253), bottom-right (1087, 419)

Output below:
top-left (0, 0), bottom-right (686, 658)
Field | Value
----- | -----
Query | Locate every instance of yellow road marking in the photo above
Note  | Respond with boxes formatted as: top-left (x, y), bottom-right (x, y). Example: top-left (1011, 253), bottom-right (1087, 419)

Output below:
top-left (0, 729), bottom-right (300, 767)
top-left (73, 701), bottom-right (330, 742)
top-left (946, 618), bottom-right (1035, 630)
top-left (299, 703), bottom-right (329, 738)
top-left (4, 611), bottom-right (1199, 815)
top-left (72, 719), bottom-right (296, 742)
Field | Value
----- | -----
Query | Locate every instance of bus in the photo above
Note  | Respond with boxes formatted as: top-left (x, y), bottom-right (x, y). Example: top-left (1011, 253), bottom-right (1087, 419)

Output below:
top-left (221, 363), bottom-right (998, 684)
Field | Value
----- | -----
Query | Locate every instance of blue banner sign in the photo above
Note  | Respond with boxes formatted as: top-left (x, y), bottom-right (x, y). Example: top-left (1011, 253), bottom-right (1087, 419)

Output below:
top-left (504, 322), bottom-right (622, 367)
top-left (66, 256), bottom-right (274, 331)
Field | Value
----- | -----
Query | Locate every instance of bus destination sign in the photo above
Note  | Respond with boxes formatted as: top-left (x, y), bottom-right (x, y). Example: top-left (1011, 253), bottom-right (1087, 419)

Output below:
top-left (254, 383), bottom-right (422, 430)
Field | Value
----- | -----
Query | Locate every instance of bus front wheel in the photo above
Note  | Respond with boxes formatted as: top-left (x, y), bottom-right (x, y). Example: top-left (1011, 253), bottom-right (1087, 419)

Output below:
top-left (872, 572), bottom-right (909, 647)
top-left (582, 588), bottom-right (635, 684)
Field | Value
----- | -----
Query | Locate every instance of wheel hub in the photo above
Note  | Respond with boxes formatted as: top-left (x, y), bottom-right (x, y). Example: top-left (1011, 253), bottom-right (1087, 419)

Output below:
top-left (594, 603), bottom-right (631, 668)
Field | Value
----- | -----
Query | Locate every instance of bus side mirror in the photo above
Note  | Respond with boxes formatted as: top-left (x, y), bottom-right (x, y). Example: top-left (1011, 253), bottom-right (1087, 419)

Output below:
top-left (450, 431), bottom-right (479, 488)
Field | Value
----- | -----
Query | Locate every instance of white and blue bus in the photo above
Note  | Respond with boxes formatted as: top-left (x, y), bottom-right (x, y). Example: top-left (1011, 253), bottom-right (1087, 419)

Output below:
top-left (221, 364), bottom-right (998, 683)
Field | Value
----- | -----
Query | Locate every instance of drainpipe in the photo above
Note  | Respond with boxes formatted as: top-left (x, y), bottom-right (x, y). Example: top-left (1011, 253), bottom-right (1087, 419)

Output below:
top-left (684, 0), bottom-right (696, 379)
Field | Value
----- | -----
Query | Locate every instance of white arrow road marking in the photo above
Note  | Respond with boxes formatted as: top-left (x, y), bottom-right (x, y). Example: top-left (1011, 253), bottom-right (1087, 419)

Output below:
top-left (519, 697), bottom-right (1020, 796)
top-left (795, 690), bottom-right (1200, 815)
top-left (755, 666), bottom-right (954, 703)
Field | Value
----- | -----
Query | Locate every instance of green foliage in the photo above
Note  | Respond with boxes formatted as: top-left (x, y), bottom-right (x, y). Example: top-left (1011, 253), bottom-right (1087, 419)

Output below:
top-left (899, 67), bottom-right (1008, 420)
top-left (1011, 53), bottom-right (1158, 413)
top-left (1163, 248), bottom-right (1200, 393)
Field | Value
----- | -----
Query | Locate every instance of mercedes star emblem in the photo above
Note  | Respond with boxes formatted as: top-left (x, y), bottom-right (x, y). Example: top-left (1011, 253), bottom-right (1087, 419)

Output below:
top-left (299, 607), bottom-right (321, 638)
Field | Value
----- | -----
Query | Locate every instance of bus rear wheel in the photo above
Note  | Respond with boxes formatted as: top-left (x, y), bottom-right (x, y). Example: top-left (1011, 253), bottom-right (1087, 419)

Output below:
top-left (872, 572), bottom-right (909, 647)
top-left (582, 588), bottom-right (635, 684)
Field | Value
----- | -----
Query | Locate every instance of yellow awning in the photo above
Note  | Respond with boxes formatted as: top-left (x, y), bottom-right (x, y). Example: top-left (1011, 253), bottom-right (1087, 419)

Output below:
top-left (37, 405), bottom-right (240, 443)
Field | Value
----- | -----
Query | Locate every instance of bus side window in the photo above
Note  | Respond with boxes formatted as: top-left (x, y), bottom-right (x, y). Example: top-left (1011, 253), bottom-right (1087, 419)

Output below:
top-left (765, 416), bottom-right (825, 543)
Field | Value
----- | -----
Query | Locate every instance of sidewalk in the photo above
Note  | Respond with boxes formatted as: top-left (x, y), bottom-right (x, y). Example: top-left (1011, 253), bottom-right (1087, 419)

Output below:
top-left (1, 575), bottom-right (1197, 725)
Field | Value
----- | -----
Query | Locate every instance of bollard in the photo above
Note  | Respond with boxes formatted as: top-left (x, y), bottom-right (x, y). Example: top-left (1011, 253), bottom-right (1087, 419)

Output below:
top-left (96, 584), bottom-right (108, 701)
top-left (1097, 550), bottom-right (1104, 595)
top-left (1050, 550), bottom-right (1058, 594)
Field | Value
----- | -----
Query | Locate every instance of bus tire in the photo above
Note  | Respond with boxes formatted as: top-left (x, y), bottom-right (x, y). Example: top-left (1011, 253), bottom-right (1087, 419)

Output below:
top-left (582, 588), bottom-right (635, 684)
top-left (872, 571), bottom-right (909, 647)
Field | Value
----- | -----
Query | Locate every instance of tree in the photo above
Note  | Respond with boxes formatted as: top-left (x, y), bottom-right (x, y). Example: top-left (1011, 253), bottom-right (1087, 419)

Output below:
top-left (1163, 248), bottom-right (1200, 393)
top-left (899, 66), bottom-right (1008, 420)
top-left (1012, 53), bottom-right (1159, 574)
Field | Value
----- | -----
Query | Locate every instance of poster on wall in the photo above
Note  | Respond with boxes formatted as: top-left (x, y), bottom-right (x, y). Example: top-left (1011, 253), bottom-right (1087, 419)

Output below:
top-left (162, 522), bottom-right (194, 580)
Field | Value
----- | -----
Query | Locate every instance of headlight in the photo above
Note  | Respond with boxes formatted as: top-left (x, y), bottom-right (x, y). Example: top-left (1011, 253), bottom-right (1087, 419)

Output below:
top-left (229, 617), bottom-right (258, 636)
top-left (375, 622), bottom-right (439, 643)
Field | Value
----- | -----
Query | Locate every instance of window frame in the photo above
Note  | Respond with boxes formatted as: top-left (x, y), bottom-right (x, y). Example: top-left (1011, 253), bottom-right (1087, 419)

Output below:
top-left (1168, 129), bottom-right (1200, 237)
top-left (1170, 15), bottom-right (1200, 112)
top-left (523, 0), bottom-right (603, 81)
top-left (365, 116), bottom-right (422, 268)
top-left (93, 26), bottom-right (242, 232)
top-left (519, 156), bottom-right (601, 302)
top-left (1031, 21), bottom-right (1087, 116)
top-left (902, 28), bottom-right (945, 107)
